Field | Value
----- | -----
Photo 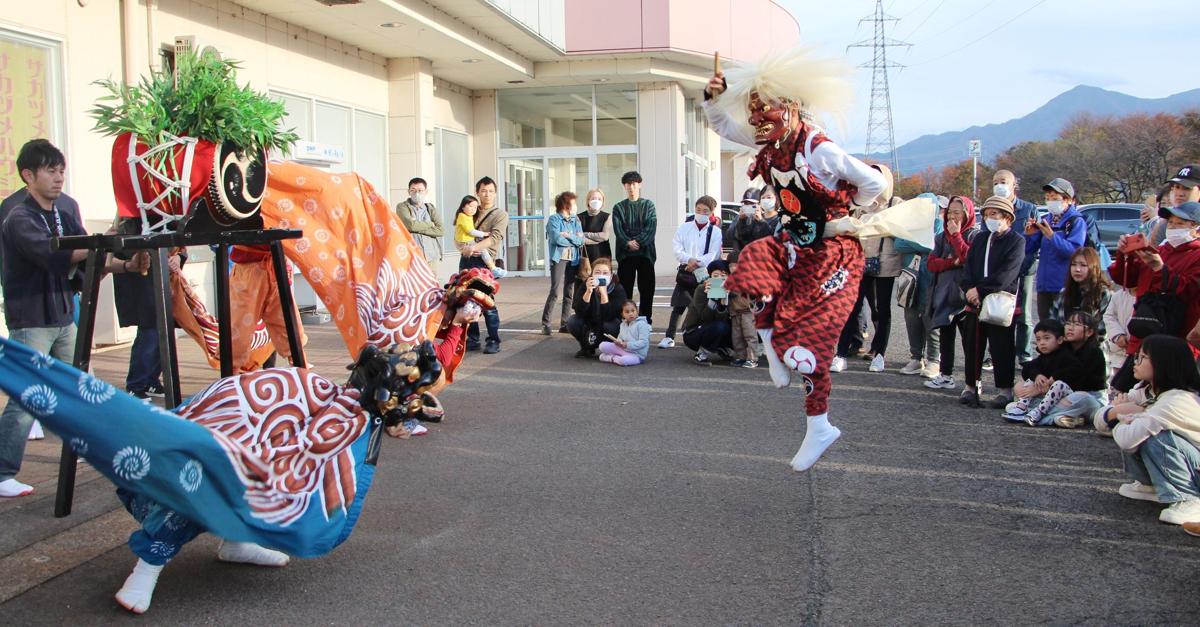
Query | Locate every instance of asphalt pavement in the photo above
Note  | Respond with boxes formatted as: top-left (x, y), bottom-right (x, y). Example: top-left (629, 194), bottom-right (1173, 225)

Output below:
top-left (2, 277), bottom-right (1199, 625)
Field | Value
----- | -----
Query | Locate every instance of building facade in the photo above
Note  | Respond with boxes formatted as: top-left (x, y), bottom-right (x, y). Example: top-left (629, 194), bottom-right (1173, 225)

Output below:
top-left (0, 0), bottom-right (798, 342)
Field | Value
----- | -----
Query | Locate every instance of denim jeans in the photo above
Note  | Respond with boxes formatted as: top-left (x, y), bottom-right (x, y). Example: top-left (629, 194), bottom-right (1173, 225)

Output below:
top-left (1035, 390), bottom-right (1106, 426)
top-left (0, 324), bottom-right (76, 482)
top-left (683, 319), bottom-right (732, 353)
top-left (1123, 431), bottom-right (1200, 503)
top-left (126, 326), bottom-right (162, 392)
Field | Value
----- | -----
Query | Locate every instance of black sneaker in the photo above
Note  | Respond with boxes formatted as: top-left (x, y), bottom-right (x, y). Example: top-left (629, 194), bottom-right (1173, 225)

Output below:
top-left (466, 341), bottom-right (481, 352)
top-left (146, 383), bottom-right (166, 398)
top-left (557, 325), bottom-right (570, 334)
top-left (483, 341), bottom-right (500, 354)
top-left (127, 388), bottom-right (151, 400)
top-left (981, 357), bottom-right (994, 371)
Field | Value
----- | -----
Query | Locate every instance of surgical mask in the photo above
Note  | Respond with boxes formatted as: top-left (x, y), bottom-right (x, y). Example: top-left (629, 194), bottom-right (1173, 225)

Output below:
top-left (1166, 228), bottom-right (1197, 248)
top-left (587, 199), bottom-right (603, 213)
top-left (1046, 200), bottom-right (1064, 215)
top-left (985, 218), bottom-right (1005, 233)
top-left (694, 213), bottom-right (711, 226)
top-left (993, 184), bottom-right (1010, 198)
top-left (761, 197), bottom-right (776, 211)
top-left (410, 192), bottom-right (424, 204)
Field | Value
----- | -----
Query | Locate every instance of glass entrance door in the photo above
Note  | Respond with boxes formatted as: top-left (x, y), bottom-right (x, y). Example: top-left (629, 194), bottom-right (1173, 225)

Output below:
top-left (502, 155), bottom-right (594, 275)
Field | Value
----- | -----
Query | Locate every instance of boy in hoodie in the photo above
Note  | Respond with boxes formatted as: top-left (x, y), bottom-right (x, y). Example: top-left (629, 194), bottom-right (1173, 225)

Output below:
top-left (1026, 178), bottom-right (1087, 321)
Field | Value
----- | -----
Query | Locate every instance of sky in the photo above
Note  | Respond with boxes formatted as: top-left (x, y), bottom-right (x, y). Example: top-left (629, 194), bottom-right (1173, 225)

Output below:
top-left (775, 0), bottom-right (1192, 168)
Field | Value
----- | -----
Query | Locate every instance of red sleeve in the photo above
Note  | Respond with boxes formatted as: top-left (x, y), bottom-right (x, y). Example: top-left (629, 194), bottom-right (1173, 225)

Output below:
top-left (435, 324), bottom-right (465, 366)
top-left (927, 232), bottom-right (967, 273)
top-left (1108, 252), bottom-right (1144, 291)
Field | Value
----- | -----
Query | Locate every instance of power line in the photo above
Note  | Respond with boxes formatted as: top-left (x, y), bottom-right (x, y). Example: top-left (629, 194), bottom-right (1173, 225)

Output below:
top-left (847, 0), bottom-right (912, 177)
top-left (900, 0), bottom-right (949, 41)
top-left (918, 0), bottom-right (1002, 43)
top-left (908, 0), bottom-right (1049, 66)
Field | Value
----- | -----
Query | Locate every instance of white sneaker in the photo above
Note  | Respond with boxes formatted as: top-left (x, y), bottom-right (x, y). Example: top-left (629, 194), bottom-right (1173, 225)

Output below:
top-left (869, 354), bottom-right (885, 372)
top-left (1159, 499), bottom-right (1200, 525)
top-left (924, 374), bottom-right (956, 389)
top-left (899, 359), bottom-right (923, 375)
top-left (0, 478), bottom-right (35, 498)
top-left (1118, 481), bottom-right (1161, 503)
top-left (658, 337), bottom-right (675, 349)
top-left (920, 362), bottom-right (941, 378)
top-left (829, 356), bottom-right (847, 373)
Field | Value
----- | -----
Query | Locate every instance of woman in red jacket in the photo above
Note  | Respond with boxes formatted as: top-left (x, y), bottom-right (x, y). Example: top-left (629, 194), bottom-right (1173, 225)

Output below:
top-left (1108, 200), bottom-right (1200, 391)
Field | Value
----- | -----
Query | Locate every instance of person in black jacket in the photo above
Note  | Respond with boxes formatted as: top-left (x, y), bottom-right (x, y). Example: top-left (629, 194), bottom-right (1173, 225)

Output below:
top-left (959, 195), bottom-right (1025, 408)
top-left (566, 258), bottom-right (627, 357)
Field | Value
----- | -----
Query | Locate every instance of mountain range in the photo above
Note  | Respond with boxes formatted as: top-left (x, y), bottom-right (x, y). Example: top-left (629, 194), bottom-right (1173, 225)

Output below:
top-left (860, 85), bottom-right (1200, 175)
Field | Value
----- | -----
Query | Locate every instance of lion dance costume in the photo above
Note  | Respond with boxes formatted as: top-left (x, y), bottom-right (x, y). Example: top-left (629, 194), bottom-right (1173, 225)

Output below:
top-left (704, 48), bottom-right (896, 471)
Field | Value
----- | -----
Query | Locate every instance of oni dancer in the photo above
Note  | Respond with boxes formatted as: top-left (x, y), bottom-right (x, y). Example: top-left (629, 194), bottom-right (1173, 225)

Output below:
top-left (704, 49), bottom-right (889, 471)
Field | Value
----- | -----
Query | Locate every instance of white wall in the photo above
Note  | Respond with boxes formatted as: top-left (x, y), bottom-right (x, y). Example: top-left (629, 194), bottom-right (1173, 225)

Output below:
top-left (1, 0), bottom-right (388, 344)
top-left (636, 82), bottom-right (686, 275)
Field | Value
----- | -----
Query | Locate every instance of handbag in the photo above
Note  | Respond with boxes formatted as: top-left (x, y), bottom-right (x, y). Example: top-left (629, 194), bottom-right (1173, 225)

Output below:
top-left (1128, 274), bottom-right (1184, 338)
top-left (979, 291), bottom-right (1016, 326)
top-left (576, 252), bottom-right (592, 281)
top-left (675, 224), bottom-right (715, 291)
top-left (894, 256), bottom-right (920, 309)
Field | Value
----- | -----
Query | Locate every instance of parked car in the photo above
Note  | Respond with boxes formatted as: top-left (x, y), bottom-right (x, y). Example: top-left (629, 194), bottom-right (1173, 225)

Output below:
top-left (1078, 203), bottom-right (1142, 252)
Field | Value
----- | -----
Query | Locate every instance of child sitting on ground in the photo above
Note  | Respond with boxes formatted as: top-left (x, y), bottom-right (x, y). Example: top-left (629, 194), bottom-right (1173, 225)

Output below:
top-left (1009, 311), bottom-right (1109, 427)
top-left (454, 195), bottom-right (506, 278)
top-left (1003, 320), bottom-right (1080, 423)
top-left (598, 300), bottom-right (652, 366)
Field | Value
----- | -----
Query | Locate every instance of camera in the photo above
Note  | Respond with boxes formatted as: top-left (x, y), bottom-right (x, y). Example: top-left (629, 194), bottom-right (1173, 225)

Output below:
top-left (595, 275), bottom-right (609, 287)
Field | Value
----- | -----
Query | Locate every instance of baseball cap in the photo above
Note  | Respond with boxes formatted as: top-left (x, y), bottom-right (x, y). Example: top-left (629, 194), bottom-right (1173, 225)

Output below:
top-left (1042, 178), bottom-right (1075, 199)
top-left (740, 188), bottom-right (761, 203)
top-left (1162, 201), bottom-right (1200, 224)
top-left (1167, 164), bottom-right (1200, 189)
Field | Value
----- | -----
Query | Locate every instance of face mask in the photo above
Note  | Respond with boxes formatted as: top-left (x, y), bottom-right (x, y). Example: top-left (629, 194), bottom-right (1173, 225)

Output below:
top-left (1166, 228), bottom-right (1197, 247)
top-left (1046, 200), bottom-right (1064, 215)
top-left (587, 199), bottom-right (603, 213)
top-left (985, 218), bottom-right (1005, 233)
top-left (993, 184), bottom-right (1010, 198)
top-left (694, 213), bottom-right (711, 226)
top-left (410, 192), bottom-right (424, 204)
top-left (761, 197), bottom-right (776, 211)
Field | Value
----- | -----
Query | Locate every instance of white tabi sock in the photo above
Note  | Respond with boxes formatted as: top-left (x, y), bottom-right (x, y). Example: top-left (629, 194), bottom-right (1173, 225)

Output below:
top-left (758, 329), bottom-right (791, 388)
top-left (217, 540), bottom-right (290, 567)
top-left (115, 558), bottom-right (164, 614)
top-left (790, 413), bottom-right (841, 472)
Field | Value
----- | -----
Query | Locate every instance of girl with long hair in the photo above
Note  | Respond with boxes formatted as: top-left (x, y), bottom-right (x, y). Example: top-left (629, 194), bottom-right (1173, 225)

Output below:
top-left (1050, 246), bottom-right (1112, 338)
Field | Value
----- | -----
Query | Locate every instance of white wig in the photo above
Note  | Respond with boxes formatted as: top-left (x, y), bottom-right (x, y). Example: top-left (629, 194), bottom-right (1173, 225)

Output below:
top-left (718, 46), bottom-right (855, 130)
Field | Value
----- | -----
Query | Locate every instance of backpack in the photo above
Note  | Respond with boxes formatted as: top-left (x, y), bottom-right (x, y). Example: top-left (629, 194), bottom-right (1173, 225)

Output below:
top-left (1127, 274), bottom-right (1186, 339)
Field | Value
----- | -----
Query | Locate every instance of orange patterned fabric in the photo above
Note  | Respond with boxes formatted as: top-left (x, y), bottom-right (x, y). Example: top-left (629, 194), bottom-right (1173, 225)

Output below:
top-left (260, 162), bottom-right (444, 359)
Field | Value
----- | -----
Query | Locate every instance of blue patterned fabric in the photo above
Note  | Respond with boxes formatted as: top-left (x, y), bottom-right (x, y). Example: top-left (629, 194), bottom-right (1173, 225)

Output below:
top-left (0, 334), bottom-right (379, 558)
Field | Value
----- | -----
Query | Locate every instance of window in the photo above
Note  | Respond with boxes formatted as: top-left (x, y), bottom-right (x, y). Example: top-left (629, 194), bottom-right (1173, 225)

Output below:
top-left (683, 98), bottom-right (711, 208)
top-left (498, 84), bottom-right (637, 150)
top-left (269, 91), bottom-right (387, 192)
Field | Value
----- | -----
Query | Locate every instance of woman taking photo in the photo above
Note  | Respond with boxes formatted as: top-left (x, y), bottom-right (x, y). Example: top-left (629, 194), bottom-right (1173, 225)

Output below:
top-left (541, 191), bottom-right (584, 335)
top-left (565, 258), bottom-right (627, 357)
top-left (1099, 334), bottom-right (1200, 526)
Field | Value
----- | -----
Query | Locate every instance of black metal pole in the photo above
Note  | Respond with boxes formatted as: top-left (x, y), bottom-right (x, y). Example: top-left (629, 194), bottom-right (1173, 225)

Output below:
top-left (269, 240), bottom-right (306, 368)
top-left (54, 250), bottom-right (106, 517)
top-left (214, 244), bottom-right (233, 378)
top-left (151, 248), bottom-right (182, 409)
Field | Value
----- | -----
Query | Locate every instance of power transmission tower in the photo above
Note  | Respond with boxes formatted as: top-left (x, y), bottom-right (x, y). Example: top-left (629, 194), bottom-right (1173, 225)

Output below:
top-left (847, 0), bottom-right (910, 178)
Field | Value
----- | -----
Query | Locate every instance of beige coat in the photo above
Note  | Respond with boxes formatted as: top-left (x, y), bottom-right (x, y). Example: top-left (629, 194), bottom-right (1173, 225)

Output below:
top-left (1099, 387), bottom-right (1200, 452)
